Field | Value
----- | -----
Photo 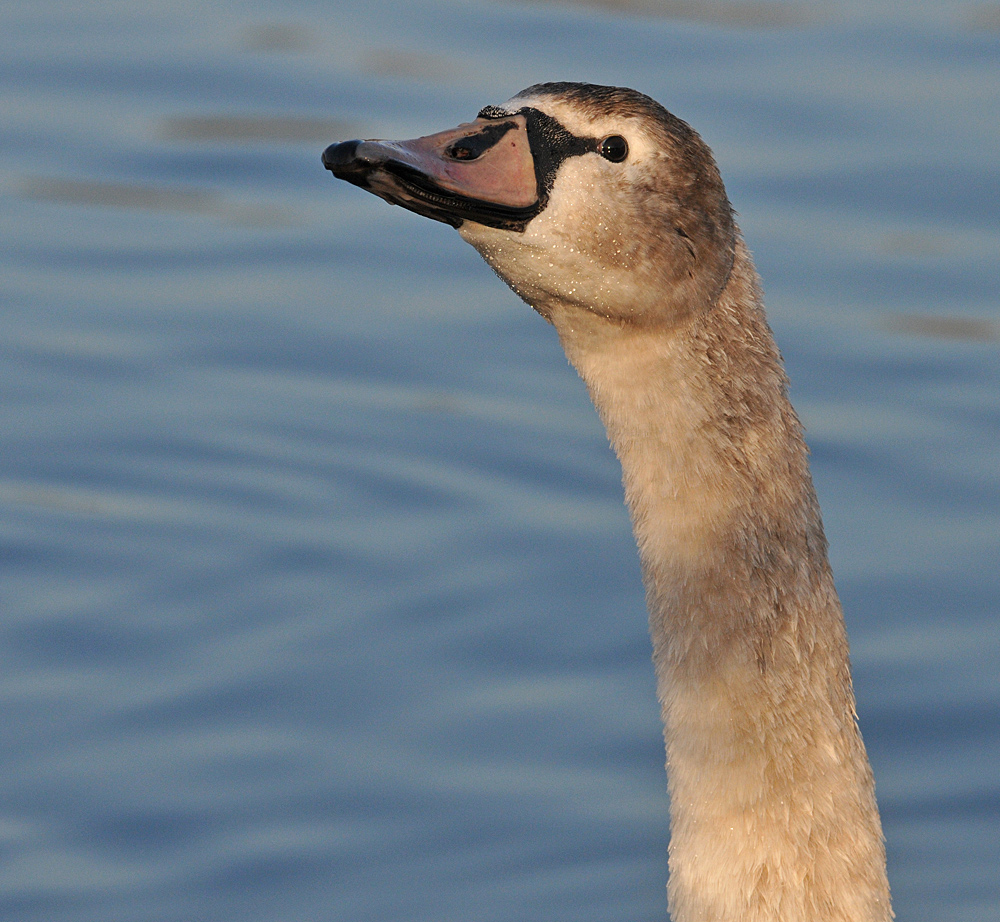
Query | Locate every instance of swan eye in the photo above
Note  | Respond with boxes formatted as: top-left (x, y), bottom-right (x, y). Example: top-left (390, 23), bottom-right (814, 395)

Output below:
top-left (599, 135), bottom-right (628, 162)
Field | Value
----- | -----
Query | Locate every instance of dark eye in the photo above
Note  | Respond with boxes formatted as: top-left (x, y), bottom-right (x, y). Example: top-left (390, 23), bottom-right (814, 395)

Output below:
top-left (599, 135), bottom-right (628, 162)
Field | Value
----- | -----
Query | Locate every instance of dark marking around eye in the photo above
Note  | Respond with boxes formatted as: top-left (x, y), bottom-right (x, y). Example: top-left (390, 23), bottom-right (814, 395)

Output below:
top-left (520, 107), bottom-right (598, 190)
top-left (447, 120), bottom-right (518, 161)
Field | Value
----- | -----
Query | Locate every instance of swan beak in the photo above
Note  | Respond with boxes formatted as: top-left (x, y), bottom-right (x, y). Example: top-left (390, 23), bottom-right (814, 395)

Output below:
top-left (322, 114), bottom-right (540, 231)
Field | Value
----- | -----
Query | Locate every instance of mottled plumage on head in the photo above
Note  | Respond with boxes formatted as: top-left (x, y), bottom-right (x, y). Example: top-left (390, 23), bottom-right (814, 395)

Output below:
top-left (460, 82), bottom-right (737, 327)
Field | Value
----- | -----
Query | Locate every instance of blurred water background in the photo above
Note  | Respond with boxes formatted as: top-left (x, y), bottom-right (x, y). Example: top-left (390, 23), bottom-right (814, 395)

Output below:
top-left (2, 0), bottom-right (999, 919)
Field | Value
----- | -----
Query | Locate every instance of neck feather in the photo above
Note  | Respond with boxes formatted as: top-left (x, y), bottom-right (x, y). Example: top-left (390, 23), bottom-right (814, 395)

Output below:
top-left (550, 238), bottom-right (891, 922)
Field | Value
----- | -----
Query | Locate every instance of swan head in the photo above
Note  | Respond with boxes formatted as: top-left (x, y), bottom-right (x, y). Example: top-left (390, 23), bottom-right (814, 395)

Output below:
top-left (323, 83), bottom-right (736, 327)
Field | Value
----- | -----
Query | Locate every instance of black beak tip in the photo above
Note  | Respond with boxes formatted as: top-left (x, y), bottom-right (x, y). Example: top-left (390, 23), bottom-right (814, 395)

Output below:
top-left (322, 140), bottom-right (363, 174)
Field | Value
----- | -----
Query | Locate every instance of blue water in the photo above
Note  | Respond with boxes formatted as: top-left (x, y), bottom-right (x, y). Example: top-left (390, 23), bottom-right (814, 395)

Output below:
top-left (2, 1), bottom-right (998, 920)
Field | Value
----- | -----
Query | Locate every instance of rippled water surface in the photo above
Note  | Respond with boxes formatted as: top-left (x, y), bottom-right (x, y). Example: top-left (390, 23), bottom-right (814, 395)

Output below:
top-left (3, 1), bottom-right (999, 920)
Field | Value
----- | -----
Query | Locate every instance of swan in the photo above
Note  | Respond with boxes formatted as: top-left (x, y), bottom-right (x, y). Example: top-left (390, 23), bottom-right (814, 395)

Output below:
top-left (322, 82), bottom-right (892, 922)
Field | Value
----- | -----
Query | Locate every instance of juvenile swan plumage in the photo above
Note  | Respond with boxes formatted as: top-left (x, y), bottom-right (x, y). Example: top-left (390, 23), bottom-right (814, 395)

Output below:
top-left (323, 82), bottom-right (892, 922)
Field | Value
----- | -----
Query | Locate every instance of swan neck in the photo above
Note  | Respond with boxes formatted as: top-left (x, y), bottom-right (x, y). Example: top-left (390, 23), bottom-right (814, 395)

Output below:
top-left (549, 239), bottom-right (892, 922)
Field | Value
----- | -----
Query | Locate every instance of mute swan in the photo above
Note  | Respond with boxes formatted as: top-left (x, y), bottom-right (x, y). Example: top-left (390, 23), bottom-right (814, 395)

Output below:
top-left (322, 82), bottom-right (892, 922)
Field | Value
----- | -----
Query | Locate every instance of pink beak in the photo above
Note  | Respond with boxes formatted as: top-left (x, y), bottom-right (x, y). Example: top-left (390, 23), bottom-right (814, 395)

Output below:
top-left (322, 114), bottom-right (542, 231)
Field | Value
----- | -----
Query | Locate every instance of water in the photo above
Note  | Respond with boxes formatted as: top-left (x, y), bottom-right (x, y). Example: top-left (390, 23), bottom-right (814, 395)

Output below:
top-left (2, 1), bottom-right (998, 919)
